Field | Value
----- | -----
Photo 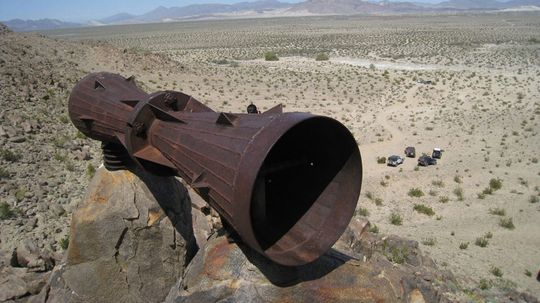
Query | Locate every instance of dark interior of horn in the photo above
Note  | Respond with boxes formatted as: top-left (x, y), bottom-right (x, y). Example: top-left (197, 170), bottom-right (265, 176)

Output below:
top-left (250, 118), bottom-right (357, 251)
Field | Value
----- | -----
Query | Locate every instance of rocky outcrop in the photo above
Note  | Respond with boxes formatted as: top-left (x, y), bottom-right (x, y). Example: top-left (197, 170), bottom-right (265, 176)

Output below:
top-left (164, 228), bottom-right (462, 303)
top-left (33, 167), bottom-right (197, 303)
top-left (0, 23), bottom-right (11, 35)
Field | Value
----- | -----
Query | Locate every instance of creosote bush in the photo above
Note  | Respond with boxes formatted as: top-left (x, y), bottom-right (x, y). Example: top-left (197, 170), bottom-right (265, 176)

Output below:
top-left (475, 236), bottom-right (489, 247)
top-left (413, 204), bottom-right (435, 216)
top-left (264, 51), bottom-right (279, 61)
top-left (390, 212), bottom-right (403, 225)
top-left (315, 52), bottom-right (329, 61)
top-left (489, 178), bottom-right (503, 191)
top-left (408, 188), bottom-right (424, 197)
top-left (0, 202), bottom-right (15, 220)
top-left (499, 217), bottom-right (515, 230)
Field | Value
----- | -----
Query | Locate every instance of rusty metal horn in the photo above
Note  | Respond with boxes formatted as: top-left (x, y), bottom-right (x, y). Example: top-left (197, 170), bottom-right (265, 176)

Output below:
top-left (68, 72), bottom-right (363, 266)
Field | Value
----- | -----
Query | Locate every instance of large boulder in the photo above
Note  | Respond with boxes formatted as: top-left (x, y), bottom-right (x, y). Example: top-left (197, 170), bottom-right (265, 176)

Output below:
top-left (165, 231), bottom-right (462, 303)
top-left (37, 167), bottom-right (197, 303)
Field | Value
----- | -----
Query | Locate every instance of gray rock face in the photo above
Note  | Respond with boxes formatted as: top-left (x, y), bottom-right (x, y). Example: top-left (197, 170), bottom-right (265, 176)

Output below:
top-left (37, 167), bottom-right (197, 303)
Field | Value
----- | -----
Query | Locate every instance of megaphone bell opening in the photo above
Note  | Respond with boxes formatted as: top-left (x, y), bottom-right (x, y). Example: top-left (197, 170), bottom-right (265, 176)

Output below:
top-left (250, 118), bottom-right (359, 255)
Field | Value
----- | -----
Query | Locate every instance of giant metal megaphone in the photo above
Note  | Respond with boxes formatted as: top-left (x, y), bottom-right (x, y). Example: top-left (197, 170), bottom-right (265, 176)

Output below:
top-left (68, 72), bottom-right (362, 266)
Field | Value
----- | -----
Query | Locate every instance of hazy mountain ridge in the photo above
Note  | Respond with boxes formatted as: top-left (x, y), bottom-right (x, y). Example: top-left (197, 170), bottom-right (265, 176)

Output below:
top-left (3, 0), bottom-right (540, 31)
top-left (3, 18), bottom-right (83, 32)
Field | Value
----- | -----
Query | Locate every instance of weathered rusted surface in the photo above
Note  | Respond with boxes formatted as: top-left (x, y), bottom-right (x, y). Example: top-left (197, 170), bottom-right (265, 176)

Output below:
top-left (68, 72), bottom-right (363, 266)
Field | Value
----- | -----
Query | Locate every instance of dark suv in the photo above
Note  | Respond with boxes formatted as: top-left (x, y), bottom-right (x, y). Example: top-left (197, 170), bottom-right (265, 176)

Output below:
top-left (405, 146), bottom-right (416, 158)
top-left (418, 155), bottom-right (437, 166)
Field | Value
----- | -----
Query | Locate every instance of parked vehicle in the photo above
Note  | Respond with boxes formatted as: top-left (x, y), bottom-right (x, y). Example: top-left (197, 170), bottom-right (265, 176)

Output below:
top-left (404, 146), bottom-right (416, 158)
top-left (432, 148), bottom-right (442, 159)
top-left (418, 155), bottom-right (437, 166)
top-left (387, 155), bottom-right (404, 167)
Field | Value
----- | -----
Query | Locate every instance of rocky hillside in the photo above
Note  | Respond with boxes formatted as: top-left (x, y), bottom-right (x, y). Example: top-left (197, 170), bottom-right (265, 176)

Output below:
top-left (0, 22), bottom-right (181, 256)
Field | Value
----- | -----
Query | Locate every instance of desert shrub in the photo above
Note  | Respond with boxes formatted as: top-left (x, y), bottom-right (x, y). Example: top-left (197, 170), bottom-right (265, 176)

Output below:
top-left (439, 196), bottom-right (449, 203)
top-left (59, 236), bottom-right (69, 250)
top-left (482, 187), bottom-right (493, 195)
top-left (489, 208), bottom-right (506, 216)
top-left (490, 266), bottom-right (503, 277)
top-left (479, 278), bottom-right (491, 290)
top-left (432, 179), bottom-right (445, 187)
top-left (489, 178), bottom-right (503, 191)
top-left (0, 202), bottom-right (14, 220)
top-left (374, 197), bottom-right (383, 206)
top-left (484, 232), bottom-right (493, 239)
top-left (413, 204), bottom-right (435, 216)
top-left (453, 187), bottom-right (464, 201)
top-left (499, 217), bottom-right (515, 230)
top-left (377, 156), bottom-right (386, 164)
top-left (369, 224), bottom-right (379, 234)
top-left (454, 175), bottom-right (462, 183)
top-left (356, 207), bottom-right (369, 217)
top-left (87, 163), bottom-right (96, 178)
top-left (459, 242), bottom-right (469, 249)
top-left (421, 238), bottom-right (436, 246)
top-left (315, 52), bottom-right (329, 61)
top-left (0, 149), bottom-right (21, 162)
top-left (390, 212), bottom-right (403, 225)
top-left (0, 167), bottom-right (9, 179)
top-left (365, 191), bottom-right (374, 200)
top-left (475, 237), bottom-right (489, 247)
top-left (530, 195), bottom-right (539, 203)
top-left (525, 269), bottom-right (532, 277)
top-left (264, 51), bottom-right (279, 61)
top-left (408, 188), bottom-right (424, 197)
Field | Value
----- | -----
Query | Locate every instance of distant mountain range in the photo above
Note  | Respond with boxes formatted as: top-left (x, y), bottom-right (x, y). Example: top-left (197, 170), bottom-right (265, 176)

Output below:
top-left (3, 0), bottom-right (540, 31)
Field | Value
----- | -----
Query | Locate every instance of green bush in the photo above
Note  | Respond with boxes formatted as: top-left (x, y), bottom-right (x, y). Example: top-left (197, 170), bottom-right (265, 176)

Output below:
top-left (87, 163), bottom-right (96, 178)
top-left (408, 188), bottom-right (424, 197)
top-left (59, 236), bottom-right (69, 250)
top-left (453, 187), bottom-right (464, 201)
top-left (499, 217), bottom-right (515, 230)
top-left (264, 51), bottom-right (279, 61)
top-left (355, 207), bottom-right (369, 217)
top-left (490, 266), bottom-right (503, 277)
top-left (390, 212), bottom-right (403, 225)
top-left (488, 208), bottom-right (506, 216)
top-left (489, 178), bottom-right (503, 191)
top-left (315, 52), bottom-right (329, 61)
top-left (377, 156), bottom-right (386, 164)
top-left (0, 202), bottom-right (14, 220)
top-left (0, 149), bottom-right (21, 162)
top-left (413, 204), bottom-right (435, 216)
top-left (475, 237), bottom-right (489, 247)
top-left (0, 167), bottom-right (9, 179)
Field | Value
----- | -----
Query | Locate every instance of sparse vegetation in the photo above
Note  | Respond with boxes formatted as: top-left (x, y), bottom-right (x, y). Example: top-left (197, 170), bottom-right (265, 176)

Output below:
top-left (488, 208), bottom-right (506, 216)
top-left (490, 266), bottom-right (503, 277)
top-left (264, 51), bottom-right (279, 61)
top-left (499, 217), bottom-right (515, 230)
top-left (377, 156), bottom-right (386, 164)
top-left (355, 207), bottom-right (369, 217)
top-left (408, 188), bottom-right (424, 197)
top-left (459, 242), bottom-right (469, 249)
top-left (453, 187), bottom-right (464, 201)
top-left (315, 52), bottom-right (329, 61)
top-left (59, 236), bottom-right (69, 250)
top-left (0, 202), bottom-right (15, 220)
top-left (390, 212), bottom-right (403, 225)
top-left (475, 236), bottom-right (489, 247)
top-left (413, 204), bottom-right (435, 216)
top-left (422, 237), bottom-right (437, 246)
